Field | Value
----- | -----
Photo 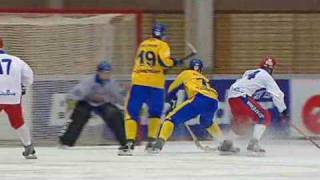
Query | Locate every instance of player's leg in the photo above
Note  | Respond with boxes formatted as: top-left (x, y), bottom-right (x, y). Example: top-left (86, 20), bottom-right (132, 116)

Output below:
top-left (228, 97), bottom-right (254, 136)
top-left (4, 104), bottom-right (36, 159)
top-left (198, 97), bottom-right (239, 154)
top-left (97, 103), bottom-right (127, 146)
top-left (120, 85), bottom-right (146, 155)
top-left (152, 97), bottom-right (199, 152)
top-left (144, 87), bottom-right (164, 151)
top-left (245, 97), bottom-right (271, 154)
top-left (229, 96), bottom-right (270, 154)
top-left (197, 97), bottom-right (223, 141)
top-left (59, 101), bottom-right (91, 147)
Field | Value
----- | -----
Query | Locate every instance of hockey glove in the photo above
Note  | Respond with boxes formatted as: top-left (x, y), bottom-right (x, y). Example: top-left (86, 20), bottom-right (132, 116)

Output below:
top-left (66, 99), bottom-right (77, 111)
top-left (173, 58), bottom-right (183, 66)
top-left (280, 109), bottom-right (290, 126)
top-left (280, 109), bottom-right (289, 119)
top-left (21, 85), bottom-right (26, 95)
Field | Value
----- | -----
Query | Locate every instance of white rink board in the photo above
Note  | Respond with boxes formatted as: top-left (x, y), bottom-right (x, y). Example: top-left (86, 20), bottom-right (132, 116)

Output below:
top-left (0, 140), bottom-right (320, 180)
top-left (291, 79), bottom-right (320, 137)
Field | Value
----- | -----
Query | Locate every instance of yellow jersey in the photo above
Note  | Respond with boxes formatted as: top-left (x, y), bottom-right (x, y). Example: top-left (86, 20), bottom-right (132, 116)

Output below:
top-left (168, 70), bottom-right (218, 100)
top-left (131, 38), bottom-right (175, 89)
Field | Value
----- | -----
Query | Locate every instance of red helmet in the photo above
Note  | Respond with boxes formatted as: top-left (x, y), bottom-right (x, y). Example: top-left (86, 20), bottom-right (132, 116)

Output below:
top-left (260, 56), bottom-right (277, 69)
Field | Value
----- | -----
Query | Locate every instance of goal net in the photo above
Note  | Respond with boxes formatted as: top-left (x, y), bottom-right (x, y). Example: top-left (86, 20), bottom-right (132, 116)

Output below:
top-left (0, 11), bottom-right (141, 146)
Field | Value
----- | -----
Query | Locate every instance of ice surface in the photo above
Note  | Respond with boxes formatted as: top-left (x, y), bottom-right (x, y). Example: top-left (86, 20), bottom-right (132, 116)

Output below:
top-left (0, 140), bottom-right (319, 180)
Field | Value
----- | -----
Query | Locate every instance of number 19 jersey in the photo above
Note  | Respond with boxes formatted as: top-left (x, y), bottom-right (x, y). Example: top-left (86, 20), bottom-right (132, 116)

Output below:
top-left (131, 38), bottom-right (175, 89)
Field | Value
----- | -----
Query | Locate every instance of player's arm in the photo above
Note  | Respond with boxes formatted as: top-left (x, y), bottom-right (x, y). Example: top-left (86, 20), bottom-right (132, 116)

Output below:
top-left (109, 80), bottom-right (126, 108)
top-left (67, 79), bottom-right (91, 102)
top-left (167, 71), bottom-right (188, 101)
top-left (158, 43), bottom-right (180, 68)
top-left (264, 75), bottom-right (287, 113)
top-left (65, 79), bottom-right (91, 110)
top-left (21, 61), bottom-right (34, 87)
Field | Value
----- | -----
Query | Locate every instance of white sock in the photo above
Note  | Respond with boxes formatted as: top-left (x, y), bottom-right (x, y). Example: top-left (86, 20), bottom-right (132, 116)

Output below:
top-left (15, 124), bottom-right (32, 146)
top-left (253, 124), bottom-right (266, 141)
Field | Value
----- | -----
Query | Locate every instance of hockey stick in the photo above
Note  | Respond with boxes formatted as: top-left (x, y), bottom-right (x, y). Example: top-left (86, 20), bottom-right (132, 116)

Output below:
top-left (289, 122), bottom-right (320, 149)
top-left (184, 124), bottom-right (217, 152)
top-left (179, 41), bottom-right (197, 62)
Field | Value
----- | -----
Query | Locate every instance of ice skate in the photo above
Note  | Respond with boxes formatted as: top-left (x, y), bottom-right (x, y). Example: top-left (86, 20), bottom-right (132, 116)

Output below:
top-left (118, 140), bottom-right (134, 156)
top-left (247, 138), bottom-right (266, 156)
top-left (145, 138), bottom-right (156, 153)
top-left (23, 144), bottom-right (37, 159)
top-left (59, 144), bottom-right (73, 150)
top-left (217, 140), bottom-right (240, 155)
top-left (150, 138), bottom-right (165, 154)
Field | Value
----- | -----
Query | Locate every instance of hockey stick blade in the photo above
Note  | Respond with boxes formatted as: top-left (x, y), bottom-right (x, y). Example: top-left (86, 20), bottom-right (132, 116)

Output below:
top-left (186, 41), bottom-right (197, 54)
top-left (289, 122), bottom-right (320, 149)
top-left (185, 124), bottom-right (217, 152)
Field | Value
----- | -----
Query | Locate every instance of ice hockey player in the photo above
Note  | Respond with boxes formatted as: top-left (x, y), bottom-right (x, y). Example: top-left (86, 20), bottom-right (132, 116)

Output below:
top-left (119, 23), bottom-right (182, 155)
top-left (59, 61), bottom-right (127, 149)
top-left (227, 56), bottom-right (288, 155)
top-left (0, 38), bottom-right (36, 159)
top-left (151, 59), bottom-right (239, 154)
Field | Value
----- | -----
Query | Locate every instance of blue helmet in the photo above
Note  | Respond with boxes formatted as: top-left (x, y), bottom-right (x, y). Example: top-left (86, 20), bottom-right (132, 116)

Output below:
top-left (152, 23), bottom-right (166, 39)
top-left (189, 59), bottom-right (203, 71)
top-left (97, 61), bottom-right (112, 72)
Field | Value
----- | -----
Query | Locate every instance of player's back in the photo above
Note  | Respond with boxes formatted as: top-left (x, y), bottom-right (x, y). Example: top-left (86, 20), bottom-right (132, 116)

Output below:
top-left (0, 51), bottom-right (33, 104)
top-left (177, 70), bottom-right (218, 100)
top-left (228, 68), bottom-right (272, 98)
top-left (131, 38), bottom-right (174, 89)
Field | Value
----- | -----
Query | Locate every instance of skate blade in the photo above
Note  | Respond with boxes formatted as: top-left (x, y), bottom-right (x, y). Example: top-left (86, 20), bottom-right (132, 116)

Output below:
top-left (246, 151), bottom-right (266, 157)
top-left (24, 154), bottom-right (37, 159)
top-left (219, 150), bottom-right (240, 156)
top-left (146, 148), bottom-right (161, 154)
top-left (203, 146), bottom-right (217, 152)
top-left (118, 150), bottom-right (133, 156)
top-left (144, 147), bottom-right (154, 153)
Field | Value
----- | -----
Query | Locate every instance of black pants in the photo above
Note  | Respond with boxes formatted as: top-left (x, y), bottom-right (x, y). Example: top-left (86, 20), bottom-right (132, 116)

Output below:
top-left (59, 101), bottom-right (126, 146)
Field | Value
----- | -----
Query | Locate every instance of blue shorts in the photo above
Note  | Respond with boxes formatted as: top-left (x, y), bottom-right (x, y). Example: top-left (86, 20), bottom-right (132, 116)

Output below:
top-left (166, 94), bottom-right (218, 129)
top-left (126, 85), bottom-right (164, 121)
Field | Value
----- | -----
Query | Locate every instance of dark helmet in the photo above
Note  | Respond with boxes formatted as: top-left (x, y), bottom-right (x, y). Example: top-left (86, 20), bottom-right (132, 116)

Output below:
top-left (152, 23), bottom-right (166, 39)
top-left (97, 61), bottom-right (112, 72)
top-left (189, 58), bottom-right (203, 72)
top-left (259, 56), bottom-right (277, 74)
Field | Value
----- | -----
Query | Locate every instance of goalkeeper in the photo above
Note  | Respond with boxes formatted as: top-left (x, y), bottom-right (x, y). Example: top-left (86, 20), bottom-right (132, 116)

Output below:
top-left (59, 61), bottom-right (127, 149)
top-left (151, 59), bottom-right (239, 153)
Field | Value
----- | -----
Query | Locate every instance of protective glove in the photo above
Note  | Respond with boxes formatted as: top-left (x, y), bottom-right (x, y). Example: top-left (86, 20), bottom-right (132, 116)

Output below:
top-left (66, 99), bottom-right (77, 111)
top-left (21, 85), bottom-right (26, 95)
top-left (173, 58), bottom-right (183, 66)
top-left (280, 109), bottom-right (290, 126)
top-left (280, 109), bottom-right (289, 119)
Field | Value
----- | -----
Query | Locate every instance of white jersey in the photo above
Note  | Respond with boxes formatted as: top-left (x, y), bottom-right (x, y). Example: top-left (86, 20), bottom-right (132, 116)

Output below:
top-left (228, 68), bottom-right (286, 112)
top-left (0, 50), bottom-right (33, 104)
